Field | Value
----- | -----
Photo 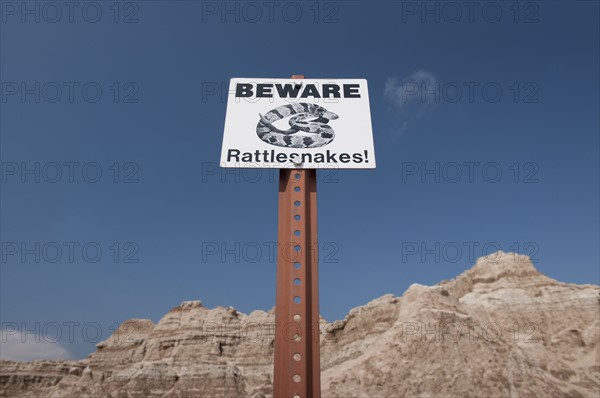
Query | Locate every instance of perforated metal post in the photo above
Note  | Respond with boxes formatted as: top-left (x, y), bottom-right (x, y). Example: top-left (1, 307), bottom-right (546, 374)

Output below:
top-left (273, 75), bottom-right (321, 398)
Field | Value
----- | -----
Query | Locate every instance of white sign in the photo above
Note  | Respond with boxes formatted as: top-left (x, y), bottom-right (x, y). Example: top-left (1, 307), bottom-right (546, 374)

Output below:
top-left (220, 78), bottom-right (376, 169)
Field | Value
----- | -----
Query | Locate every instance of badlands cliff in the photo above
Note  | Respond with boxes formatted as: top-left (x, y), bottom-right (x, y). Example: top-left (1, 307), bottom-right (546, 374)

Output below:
top-left (1, 251), bottom-right (599, 397)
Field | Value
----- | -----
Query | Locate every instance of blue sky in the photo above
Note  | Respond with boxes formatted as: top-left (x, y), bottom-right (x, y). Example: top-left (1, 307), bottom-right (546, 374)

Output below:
top-left (1, 1), bottom-right (598, 360)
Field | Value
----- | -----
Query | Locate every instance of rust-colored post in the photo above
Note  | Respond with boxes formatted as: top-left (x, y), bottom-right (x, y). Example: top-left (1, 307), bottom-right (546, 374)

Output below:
top-left (274, 75), bottom-right (321, 398)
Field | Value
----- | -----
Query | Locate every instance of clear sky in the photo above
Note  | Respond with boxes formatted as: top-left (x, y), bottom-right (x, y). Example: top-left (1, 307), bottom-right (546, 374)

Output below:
top-left (1, 1), bottom-right (598, 360)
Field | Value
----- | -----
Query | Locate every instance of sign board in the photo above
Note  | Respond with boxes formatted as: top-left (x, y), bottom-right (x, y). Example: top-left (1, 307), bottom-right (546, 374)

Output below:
top-left (220, 78), bottom-right (376, 169)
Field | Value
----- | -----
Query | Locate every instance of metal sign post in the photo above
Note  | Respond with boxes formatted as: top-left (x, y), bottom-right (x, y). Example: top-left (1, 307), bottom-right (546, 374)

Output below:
top-left (273, 75), bottom-right (321, 398)
top-left (220, 73), bottom-right (375, 398)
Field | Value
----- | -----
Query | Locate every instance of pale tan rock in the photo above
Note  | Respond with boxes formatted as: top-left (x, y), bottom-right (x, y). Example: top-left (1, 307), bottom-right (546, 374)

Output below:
top-left (1, 252), bottom-right (598, 397)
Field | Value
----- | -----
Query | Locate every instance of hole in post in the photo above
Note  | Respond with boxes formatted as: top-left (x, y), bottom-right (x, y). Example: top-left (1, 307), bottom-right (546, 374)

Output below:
top-left (294, 187), bottom-right (300, 192)
top-left (293, 374), bottom-right (301, 383)
top-left (293, 314), bottom-right (301, 322)
top-left (293, 353), bottom-right (301, 361)
top-left (294, 201), bottom-right (301, 207)
top-left (293, 262), bottom-right (301, 269)
top-left (294, 230), bottom-right (301, 236)
top-left (294, 245), bottom-right (301, 252)
top-left (294, 215), bottom-right (301, 221)
top-left (293, 296), bottom-right (301, 304)
top-left (293, 333), bottom-right (301, 342)
top-left (295, 173), bottom-right (301, 179)
top-left (294, 278), bottom-right (301, 285)
top-left (293, 395), bottom-right (301, 398)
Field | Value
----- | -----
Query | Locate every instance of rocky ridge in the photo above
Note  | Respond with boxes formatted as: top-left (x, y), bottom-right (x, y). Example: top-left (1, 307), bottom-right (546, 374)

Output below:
top-left (1, 252), bottom-right (598, 397)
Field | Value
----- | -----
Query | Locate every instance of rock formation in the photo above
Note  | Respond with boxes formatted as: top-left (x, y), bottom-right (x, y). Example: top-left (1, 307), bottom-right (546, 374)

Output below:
top-left (1, 252), bottom-right (599, 397)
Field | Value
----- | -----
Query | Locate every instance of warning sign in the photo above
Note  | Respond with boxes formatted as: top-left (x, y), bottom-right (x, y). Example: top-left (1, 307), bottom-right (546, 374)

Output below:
top-left (220, 78), bottom-right (376, 169)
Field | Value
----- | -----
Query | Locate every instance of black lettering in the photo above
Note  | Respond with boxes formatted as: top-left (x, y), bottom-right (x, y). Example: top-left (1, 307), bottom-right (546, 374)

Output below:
top-left (276, 84), bottom-right (301, 98)
top-left (241, 152), bottom-right (253, 162)
top-left (343, 84), bottom-right (360, 98)
top-left (323, 84), bottom-right (341, 98)
top-left (339, 153), bottom-right (351, 163)
top-left (235, 84), bottom-right (253, 97)
top-left (326, 151), bottom-right (338, 162)
top-left (353, 153), bottom-right (364, 162)
top-left (314, 153), bottom-right (325, 162)
top-left (276, 153), bottom-right (288, 162)
top-left (300, 84), bottom-right (321, 98)
top-left (256, 84), bottom-right (273, 97)
top-left (236, 82), bottom-right (361, 99)
top-left (301, 153), bottom-right (313, 163)
top-left (227, 149), bottom-right (240, 161)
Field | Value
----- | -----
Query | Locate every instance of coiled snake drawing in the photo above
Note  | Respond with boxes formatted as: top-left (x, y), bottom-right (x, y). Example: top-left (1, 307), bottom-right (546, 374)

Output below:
top-left (256, 103), bottom-right (338, 148)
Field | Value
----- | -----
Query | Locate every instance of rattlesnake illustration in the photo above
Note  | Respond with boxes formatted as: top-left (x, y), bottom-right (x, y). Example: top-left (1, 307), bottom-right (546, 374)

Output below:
top-left (256, 103), bottom-right (338, 148)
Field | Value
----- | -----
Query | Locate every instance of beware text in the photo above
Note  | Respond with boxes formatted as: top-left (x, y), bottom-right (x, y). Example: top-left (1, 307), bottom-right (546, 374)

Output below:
top-left (235, 83), bottom-right (361, 99)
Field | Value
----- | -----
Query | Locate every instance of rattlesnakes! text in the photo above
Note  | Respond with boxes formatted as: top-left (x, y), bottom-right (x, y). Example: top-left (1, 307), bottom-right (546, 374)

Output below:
top-left (226, 149), bottom-right (369, 164)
